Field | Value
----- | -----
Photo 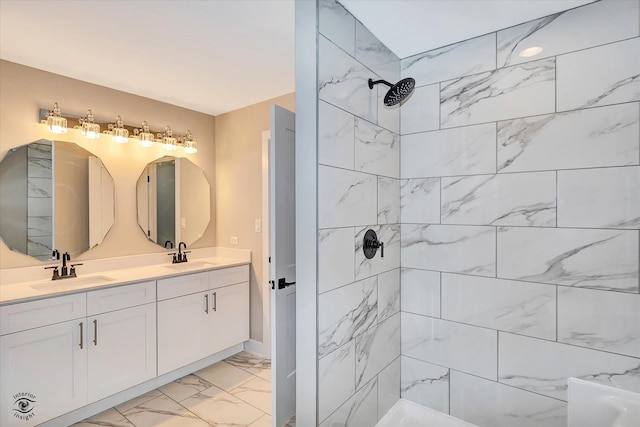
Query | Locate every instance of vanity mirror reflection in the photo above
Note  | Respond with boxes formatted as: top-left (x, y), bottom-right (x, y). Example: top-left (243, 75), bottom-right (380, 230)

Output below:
top-left (0, 139), bottom-right (115, 260)
top-left (136, 156), bottom-right (210, 249)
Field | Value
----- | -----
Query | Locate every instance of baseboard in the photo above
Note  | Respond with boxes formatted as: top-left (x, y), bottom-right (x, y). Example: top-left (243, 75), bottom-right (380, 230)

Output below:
top-left (244, 338), bottom-right (270, 358)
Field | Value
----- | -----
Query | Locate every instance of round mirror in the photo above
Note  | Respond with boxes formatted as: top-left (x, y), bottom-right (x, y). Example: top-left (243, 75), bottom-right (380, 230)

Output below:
top-left (0, 139), bottom-right (115, 260)
top-left (136, 156), bottom-right (210, 249)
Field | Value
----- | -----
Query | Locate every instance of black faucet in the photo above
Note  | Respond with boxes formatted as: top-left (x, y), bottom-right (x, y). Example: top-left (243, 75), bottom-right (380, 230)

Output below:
top-left (169, 242), bottom-right (190, 264)
top-left (164, 240), bottom-right (174, 249)
top-left (44, 250), bottom-right (82, 280)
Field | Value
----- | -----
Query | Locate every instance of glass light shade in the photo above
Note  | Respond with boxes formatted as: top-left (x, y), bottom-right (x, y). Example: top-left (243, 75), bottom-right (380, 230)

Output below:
top-left (138, 121), bottom-right (154, 147)
top-left (162, 136), bottom-right (177, 150)
top-left (183, 140), bottom-right (197, 154)
top-left (112, 115), bottom-right (129, 143)
top-left (47, 103), bottom-right (67, 134)
top-left (82, 122), bottom-right (100, 139)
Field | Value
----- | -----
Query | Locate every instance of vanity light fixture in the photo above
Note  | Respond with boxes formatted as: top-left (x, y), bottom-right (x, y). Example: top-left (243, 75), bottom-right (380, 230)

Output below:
top-left (110, 115), bottom-right (129, 143)
top-left (182, 130), bottom-right (198, 154)
top-left (162, 125), bottom-right (178, 151)
top-left (79, 109), bottom-right (100, 139)
top-left (137, 121), bottom-right (155, 147)
top-left (519, 46), bottom-right (544, 58)
top-left (46, 102), bottom-right (68, 134)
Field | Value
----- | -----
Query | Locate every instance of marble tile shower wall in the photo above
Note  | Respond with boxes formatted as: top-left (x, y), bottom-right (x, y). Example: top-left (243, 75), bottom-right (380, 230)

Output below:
top-left (316, 1), bottom-right (401, 425)
top-left (27, 140), bottom-right (53, 260)
top-left (399, 1), bottom-right (640, 427)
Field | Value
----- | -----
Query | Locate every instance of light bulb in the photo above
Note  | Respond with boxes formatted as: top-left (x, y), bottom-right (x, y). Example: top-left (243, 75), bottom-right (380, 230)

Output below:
top-left (112, 115), bottom-right (129, 143)
top-left (46, 102), bottom-right (67, 134)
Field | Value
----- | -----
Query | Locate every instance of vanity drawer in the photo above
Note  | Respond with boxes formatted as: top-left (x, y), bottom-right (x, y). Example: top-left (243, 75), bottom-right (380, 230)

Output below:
top-left (210, 265), bottom-right (250, 289)
top-left (0, 293), bottom-right (86, 335)
top-left (157, 272), bottom-right (209, 301)
top-left (87, 281), bottom-right (156, 315)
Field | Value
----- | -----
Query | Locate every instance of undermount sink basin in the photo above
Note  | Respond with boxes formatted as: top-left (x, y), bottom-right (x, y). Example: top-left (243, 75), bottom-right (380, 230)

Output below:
top-left (163, 261), bottom-right (217, 271)
top-left (30, 275), bottom-right (115, 292)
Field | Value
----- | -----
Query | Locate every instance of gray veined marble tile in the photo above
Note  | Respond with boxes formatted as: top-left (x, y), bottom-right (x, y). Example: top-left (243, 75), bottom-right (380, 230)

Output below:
top-left (377, 177), bottom-right (400, 225)
top-left (27, 216), bottom-right (52, 237)
top-left (355, 224), bottom-right (400, 281)
top-left (499, 332), bottom-right (640, 402)
top-left (180, 385), bottom-right (265, 426)
top-left (441, 172), bottom-right (556, 227)
top-left (355, 313), bottom-right (400, 389)
top-left (73, 408), bottom-right (134, 427)
top-left (319, 377), bottom-right (378, 427)
top-left (319, 227), bottom-right (356, 294)
top-left (319, 0), bottom-right (355, 56)
top-left (318, 276), bottom-right (377, 357)
top-left (440, 58), bottom-right (555, 129)
top-left (401, 356), bottom-right (450, 413)
top-left (377, 89), bottom-right (400, 134)
top-left (355, 20), bottom-right (399, 83)
top-left (27, 235), bottom-right (52, 257)
top-left (400, 178), bottom-right (440, 224)
top-left (401, 33), bottom-right (497, 87)
top-left (27, 177), bottom-right (51, 198)
top-left (121, 394), bottom-right (209, 427)
top-left (319, 340), bottom-right (356, 421)
top-left (401, 224), bottom-right (496, 277)
top-left (399, 84), bottom-right (440, 135)
top-left (402, 313), bottom-right (498, 380)
top-left (223, 351), bottom-right (265, 371)
top-left (377, 357), bottom-right (400, 421)
top-left (401, 123), bottom-right (497, 178)
top-left (377, 268), bottom-right (400, 322)
top-left (441, 273), bottom-right (556, 340)
top-left (450, 370), bottom-right (567, 427)
top-left (497, 0), bottom-right (639, 68)
top-left (400, 268), bottom-right (441, 318)
top-left (229, 376), bottom-right (272, 415)
top-left (558, 166), bottom-right (640, 229)
top-left (557, 37), bottom-right (640, 111)
top-left (27, 141), bottom-right (52, 159)
top-left (318, 165), bottom-right (377, 229)
top-left (27, 196), bottom-right (52, 217)
top-left (158, 373), bottom-right (213, 402)
top-left (497, 102), bottom-right (640, 173)
top-left (319, 101), bottom-right (355, 170)
top-left (355, 118), bottom-right (399, 178)
top-left (27, 157), bottom-right (52, 178)
top-left (558, 287), bottom-right (640, 358)
top-left (497, 227), bottom-right (639, 292)
top-left (319, 35), bottom-right (377, 123)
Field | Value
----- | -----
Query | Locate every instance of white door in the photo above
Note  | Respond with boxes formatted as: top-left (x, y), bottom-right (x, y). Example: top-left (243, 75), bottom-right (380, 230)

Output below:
top-left (269, 104), bottom-right (296, 427)
top-left (210, 282), bottom-right (250, 354)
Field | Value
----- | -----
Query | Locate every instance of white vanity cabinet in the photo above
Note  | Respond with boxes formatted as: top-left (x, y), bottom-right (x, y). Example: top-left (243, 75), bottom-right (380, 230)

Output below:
top-left (210, 267), bottom-right (250, 354)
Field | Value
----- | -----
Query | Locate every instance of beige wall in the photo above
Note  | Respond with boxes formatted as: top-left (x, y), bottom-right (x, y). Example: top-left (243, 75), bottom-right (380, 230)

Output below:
top-left (215, 93), bottom-right (295, 342)
top-left (0, 60), bottom-right (216, 268)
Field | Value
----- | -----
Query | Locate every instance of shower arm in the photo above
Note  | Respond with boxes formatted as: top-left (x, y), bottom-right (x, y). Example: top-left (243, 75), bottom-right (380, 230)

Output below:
top-left (368, 78), bottom-right (394, 89)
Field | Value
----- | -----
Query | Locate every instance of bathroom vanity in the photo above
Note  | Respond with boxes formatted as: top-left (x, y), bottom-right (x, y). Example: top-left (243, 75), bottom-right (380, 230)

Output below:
top-left (0, 249), bottom-right (250, 427)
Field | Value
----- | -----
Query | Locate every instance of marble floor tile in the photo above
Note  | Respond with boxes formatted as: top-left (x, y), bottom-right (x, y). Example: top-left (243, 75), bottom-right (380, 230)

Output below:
top-left (114, 389), bottom-right (164, 413)
top-left (159, 373), bottom-right (214, 402)
top-left (250, 414), bottom-right (273, 427)
top-left (181, 385), bottom-right (265, 426)
top-left (230, 376), bottom-right (273, 415)
top-left (246, 365), bottom-right (272, 382)
top-left (73, 408), bottom-right (134, 427)
top-left (285, 415), bottom-right (296, 427)
top-left (194, 360), bottom-right (255, 391)
top-left (225, 351), bottom-right (266, 370)
top-left (121, 394), bottom-right (208, 427)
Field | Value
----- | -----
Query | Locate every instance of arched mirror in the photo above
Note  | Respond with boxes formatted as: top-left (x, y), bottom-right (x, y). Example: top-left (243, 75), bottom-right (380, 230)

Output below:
top-left (136, 156), bottom-right (210, 249)
top-left (0, 139), bottom-right (115, 260)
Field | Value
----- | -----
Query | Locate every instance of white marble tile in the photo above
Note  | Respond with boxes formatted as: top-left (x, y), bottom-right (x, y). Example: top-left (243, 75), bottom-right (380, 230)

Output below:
top-left (499, 333), bottom-right (640, 401)
top-left (402, 34), bottom-right (497, 86)
top-left (73, 408), bottom-right (134, 427)
top-left (193, 361), bottom-right (254, 391)
top-left (319, 276), bottom-right (377, 357)
top-left (557, 37), bottom-right (640, 111)
top-left (402, 313), bottom-right (497, 380)
top-left (319, 101), bottom-right (354, 170)
top-left (400, 356), bottom-right (449, 413)
top-left (401, 224), bottom-right (496, 277)
top-left (377, 357), bottom-right (400, 421)
top-left (441, 273), bottom-right (556, 340)
top-left (441, 58), bottom-right (555, 129)
top-left (229, 376), bottom-right (272, 415)
top-left (354, 118), bottom-right (399, 178)
top-left (355, 20), bottom-right (399, 83)
top-left (27, 196), bottom-right (52, 217)
top-left (558, 166), bottom-right (640, 229)
top-left (27, 177), bottom-right (51, 198)
top-left (180, 385), bottom-right (265, 426)
top-left (441, 172), bottom-right (556, 226)
top-left (378, 177), bottom-right (400, 225)
top-left (497, 0), bottom-right (639, 68)
top-left (400, 268), bottom-right (441, 318)
top-left (27, 235), bottom-right (53, 257)
top-left (27, 216), bottom-right (52, 237)
top-left (158, 374), bottom-right (213, 402)
top-left (318, 165), bottom-right (377, 229)
top-left (121, 394), bottom-right (208, 427)
top-left (224, 352), bottom-right (265, 370)
top-left (245, 365), bottom-right (271, 382)
top-left (400, 178), bottom-right (440, 224)
top-left (27, 157), bottom-right (52, 178)
top-left (27, 141), bottom-right (52, 159)
top-left (115, 389), bottom-right (164, 413)
top-left (497, 227), bottom-right (639, 292)
top-left (401, 123), bottom-right (497, 178)
top-left (450, 370), bottom-right (567, 427)
top-left (400, 84), bottom-right (440, 135)
top-left (377, 89), bottom-right (400, 134)
top-left (355, 224), bottom-right (400, 280)
top-left (319, 378), bottom-right (378, 427)
top-left (356, 313), bottom-right (400, 389)
top-left (558, 287), bottom-right (640, 358)
top-left (319, 0), bottom-right (355, 56)
top-left (497, 102), bottom-right (640, 173)
top-left (319, 341), bottom-right (356, 421)
top-left (378, 268), bottom-right (400, 322)
top-left (249, 414), bottom-right (272, 427)
top-left (319, 35), bottom-right (377, 123)
top-left (319, 227), bottom-right (356, 294)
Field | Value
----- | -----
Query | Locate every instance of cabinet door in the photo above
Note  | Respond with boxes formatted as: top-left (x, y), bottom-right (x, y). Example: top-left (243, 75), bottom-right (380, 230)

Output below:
top-left (0, 319), bottom-right (87, 427)
top-left (87, 303), bottom-right (156, 402)
top-left (157, 292), bottom-right (210, 375)
top-left (210, 282), bottom-right (249, 354)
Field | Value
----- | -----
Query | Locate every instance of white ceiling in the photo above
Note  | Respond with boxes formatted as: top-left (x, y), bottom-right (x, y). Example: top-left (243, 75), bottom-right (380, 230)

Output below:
top-left (0, 1), bottom-right (594, 116)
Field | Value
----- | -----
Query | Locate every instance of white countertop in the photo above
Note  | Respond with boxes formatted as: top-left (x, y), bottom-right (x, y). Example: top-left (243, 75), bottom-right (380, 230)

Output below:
top-left (0, 247), bottom-right (251, 305)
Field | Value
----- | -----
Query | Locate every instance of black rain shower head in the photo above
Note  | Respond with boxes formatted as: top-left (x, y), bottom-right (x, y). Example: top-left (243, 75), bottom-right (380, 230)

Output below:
top-left (368, 77), bottom-right (415, 106)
